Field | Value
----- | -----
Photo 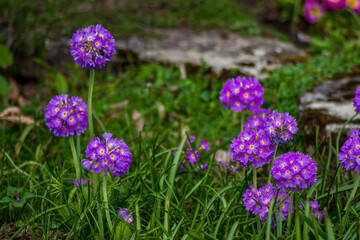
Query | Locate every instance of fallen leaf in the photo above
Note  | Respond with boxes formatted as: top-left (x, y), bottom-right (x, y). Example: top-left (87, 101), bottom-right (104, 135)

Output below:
top-left (110, 99), bottom-right (129, 110)
top-left (0, 107), bottom-right (34, 125)
top-left (132, 109), bottom-right (144, 132)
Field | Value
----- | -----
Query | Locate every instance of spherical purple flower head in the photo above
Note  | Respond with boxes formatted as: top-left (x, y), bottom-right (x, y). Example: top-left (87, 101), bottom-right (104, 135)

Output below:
top-left (352, 86), bottom-right (360, 114)
top-left (70, 25), bottom-right (115, 69)
top-left (299, 200), bottom-right (324, 221)
top-left (242, 184), bottom-right (290, 224)
top-left (118, 208), bottom-right (133, 224)
top-left (271, 152), bottom-right (317, 192)
top-left (245, 109), bottom-right (271, 130)
top-left (347, 0), bottom-right (360, 13)
top-left (265, 110), bottom-right (298, 145)
top-left (45, 94), bottom-right (88, 137)
top-left (82, 133), bottom-right (132, 176)
top-left (338, 129), bottom-right (360, 172)
top-left (304, 1), bottom-right (326, 23)
top-left (219, 76), bottom-right (265, 113)
top-left (323, 0), bottom-right (346, 9)
top-left (229, 129), bottom-right (275, 169)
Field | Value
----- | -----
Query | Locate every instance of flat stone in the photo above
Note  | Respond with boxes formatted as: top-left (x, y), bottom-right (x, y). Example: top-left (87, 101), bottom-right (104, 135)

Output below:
top-left (299, 75), bottom-right (360, 147)
top-left (115, 29), bottom-right (302, 79)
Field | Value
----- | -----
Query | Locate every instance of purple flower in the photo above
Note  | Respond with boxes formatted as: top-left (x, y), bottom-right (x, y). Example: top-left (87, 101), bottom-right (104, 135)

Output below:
top-left (264, 110), bottom-right (298, 145)
top-left (199, 164), bottom-right (208, 172)
top-left (70, 25), bottom-right (115, 69)
top-left (73, 178), bottom-right (87, 187)
top-left (45, 95), bottom-right (88, 137)
top-left (347, 0), bottom-right (360, 13)
top-left (242, 184), bottom-right (290, 224)
top-left (186, 150), bottom-right (200, 164)
top-left (174, 136), bottom-right (211, 171)
top-left (299, 200), bottom-right (324, 221)
top-left (219, 76), bottom-right (265, 113)
top-left (118, 208), bottom-right (133, 224)
top-left (353, 86), bottom-right (360, 114)
top-left (304, 1), bottom-right (326, 23)
top-left (82, 133), bottom-right (132, 177)
top-left (323, 0), bottom-right (346, 9)
top-left (15, 195), bottom-right (20, 202)
top-left (200, 139), bottom-right (210, 151)
top-left (229, 129), bottom-right (275, 169)
top-left (245, 109), bottom-right (270, 130)
top-left (271, 152), bottom-right (317, 191)
top-left (338, 129), bottom-right (360, 172)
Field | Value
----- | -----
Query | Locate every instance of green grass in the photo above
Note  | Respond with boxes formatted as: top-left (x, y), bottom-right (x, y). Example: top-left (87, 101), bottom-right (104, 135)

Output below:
top-left (2, 0), bottom-right (360, 238)
top-left (1, 51), bottom-right (360, 238)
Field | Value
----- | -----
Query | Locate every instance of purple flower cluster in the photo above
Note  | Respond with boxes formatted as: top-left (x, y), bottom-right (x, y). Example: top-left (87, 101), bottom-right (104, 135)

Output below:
top-left (173, 136), bottom-right (210, 168)
top-left (338, 129), bottom-right (360, 172)
top-left (271, 152), bottom-right (317, 191)
top-left (245, 109), bottom-right (270, 130)
top-left (304, 1), bottom-right (326, 23)
top-left (70, 25), bottom-right (115, 69)
top-left (299, 200), bottom-right (324, 221)
top-left (352, 86), bottom-right (360, 114)
top-left (243, 184), bottom-right (290, 223)
top-left (219, 76), bottom-right (265, 113)
top-left (45, 94), bottom-right (88, 137)
top-left (229, 129), bottom-right (274, 169)
top-left (303, 0), bottom-right (360, 24)
top-left (265, 110), bottom-right (298, 144)
top-left (118, 208), bottom-right (133, 224)
top-left (82, 133), bottom-right (132, 177)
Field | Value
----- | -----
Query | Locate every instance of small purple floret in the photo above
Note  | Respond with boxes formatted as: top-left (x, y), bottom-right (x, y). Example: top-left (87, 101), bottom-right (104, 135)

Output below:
top-left (304, 1), bottom-right (326, 23)
top-left (73, 178), bottom-right (87, 187)
top-left (118, 208), bottom-right (133, 224)
top-left (45, 94), bottom-right (88, 137)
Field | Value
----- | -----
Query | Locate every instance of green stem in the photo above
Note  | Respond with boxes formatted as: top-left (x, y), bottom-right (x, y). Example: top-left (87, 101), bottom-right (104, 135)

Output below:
top-left (69, 137), bottom-right (80, 180)
top-left (344, 174), bottom-right (360, 210)
top-left (286, 194), bottom-right (293, 234)
top-left (102, 171), bottom-right (113, 234)
top-left (88, 69), bottom-right (95, 139)
top-left (268, 142), bottom-right (279, 183)
top-left (294, 190), bottom-right (301, 240)
top-left (290, 0), bottom-right (301, 36)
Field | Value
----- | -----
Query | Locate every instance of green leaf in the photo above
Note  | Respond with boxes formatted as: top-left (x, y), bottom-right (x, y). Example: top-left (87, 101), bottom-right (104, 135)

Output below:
top-left (0, 74), bottom-right (9, 95)
top-left (7, 186), bottom-right (23, 197)
top-left (114, 222), bottom-right (132, 240)
top-left (0, 196), bottom-right (12, 203)
top-left (55, 73), bottom-right (68, 94)
top-left (0, 45), bottom-right (13, 68)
